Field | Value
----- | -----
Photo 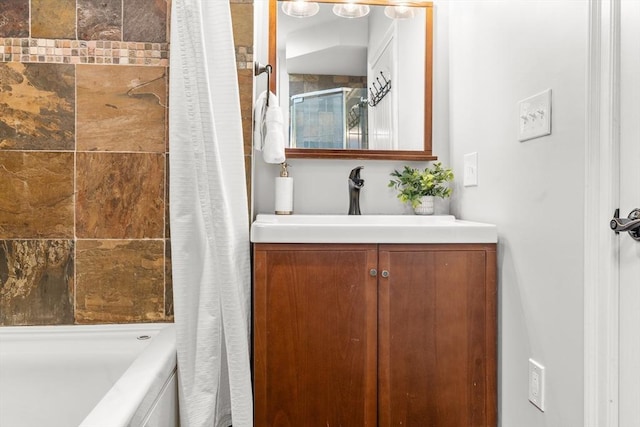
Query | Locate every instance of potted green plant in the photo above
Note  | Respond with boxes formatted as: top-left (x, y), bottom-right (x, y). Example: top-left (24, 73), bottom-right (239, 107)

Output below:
top-left (388, 162), bottom-right (454, 214)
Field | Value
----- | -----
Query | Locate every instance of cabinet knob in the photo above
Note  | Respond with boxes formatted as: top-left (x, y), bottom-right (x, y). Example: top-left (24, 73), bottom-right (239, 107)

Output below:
top-left (369, 269), bottom-right (377, 277)
top-left (381, 270), bottom-right (390, 278)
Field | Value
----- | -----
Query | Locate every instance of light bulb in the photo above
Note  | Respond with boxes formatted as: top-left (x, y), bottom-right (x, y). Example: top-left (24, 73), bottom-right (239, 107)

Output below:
top-left (332, 3), bottom-right (370, 19)
top-left (281, 1), bottom-right (320, 18)
top-left (384, 5), bottom-right (416, 20)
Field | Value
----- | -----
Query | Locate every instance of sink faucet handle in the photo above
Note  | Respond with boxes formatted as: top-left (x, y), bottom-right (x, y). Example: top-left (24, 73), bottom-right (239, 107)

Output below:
top-left (349, 166), bottom-right (365, 184)
top-left (348, 166), bottom-right (364, 215)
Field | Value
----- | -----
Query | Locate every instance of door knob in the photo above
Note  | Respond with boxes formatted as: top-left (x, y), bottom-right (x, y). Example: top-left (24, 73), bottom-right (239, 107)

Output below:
top-left (610, 208), bottom-right (640, 241)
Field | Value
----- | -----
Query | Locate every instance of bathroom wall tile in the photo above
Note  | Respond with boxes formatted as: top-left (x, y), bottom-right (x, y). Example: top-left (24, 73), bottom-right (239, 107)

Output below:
top-left (289, 74), bottom-right (367, 97)
top-left (233, 0), bottom-right (253, 219)
top-left (235, 45), bottom-right (254, 70)
top-left (76, 65), bottom-right (167, 152)
top-left (76, 152), bottom-right (165, 239)
top-left (0, 0), bottom-right (257, 328)
top-left (244, 154), bottom-right (252, 211)
top-left (165, 154), bottom-right (170, 239)
top-left (123, 0), bottom-right (168, 43)
top-left (31, 0), bottom-right (76, 39)
top-left (0, 0), bottom-right (29, 37)
top-left (0, 37), bottom-right (169, 66)
top-left (0, 63), bottom-right (75, 151)
top-left (230, 3), bottom-right (253, 47)
top-left (75, 239), bottom-right (165, 323)
top-left (0, 152), bottom-right (74, 239)
top-left (164, 71), bottom-right (170, 152)
top-left (232, 0), bottom-right (253, 70)
top-left (238, 68), bottom-right (254, 155)
top-left (165, 240), bottom-right (173, 320)
top-left (0, 240), bottom-right (74, 326)
top-left (77, 0), bottom-right (123, 41)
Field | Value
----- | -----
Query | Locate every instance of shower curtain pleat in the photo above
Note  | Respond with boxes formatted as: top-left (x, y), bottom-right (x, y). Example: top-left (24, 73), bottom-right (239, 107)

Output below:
top-left (169, 0), bottom-right (253, 426)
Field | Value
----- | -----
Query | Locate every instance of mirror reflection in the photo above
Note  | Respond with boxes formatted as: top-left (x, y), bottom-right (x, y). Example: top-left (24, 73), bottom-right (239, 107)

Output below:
top-left (272, 0), bottom-right (433, 158)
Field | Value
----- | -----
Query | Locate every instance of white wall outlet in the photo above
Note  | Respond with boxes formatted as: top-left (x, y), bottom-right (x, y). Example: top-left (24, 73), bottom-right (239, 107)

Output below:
top-left (463, 152), bottom-right (478, 187)
top-left (518, 89), bottom-right (552, 142)
top-left (528, 358), bottom-right (546, 411)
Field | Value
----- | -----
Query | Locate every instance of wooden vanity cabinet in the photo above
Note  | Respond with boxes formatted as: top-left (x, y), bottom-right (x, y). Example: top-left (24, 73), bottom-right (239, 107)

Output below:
top-left (377, 244), bottom-right (497, 427)
top-left (253, 243), bottom-right (497, 427)
top-left (253, 244), bottom-right (378, 426)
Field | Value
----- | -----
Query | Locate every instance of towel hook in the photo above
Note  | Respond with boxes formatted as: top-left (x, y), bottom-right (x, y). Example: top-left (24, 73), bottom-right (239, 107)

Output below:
top-left (254, 62), bottom-right (273, 107)
top-left (368, 71), bottom-right (392, 107)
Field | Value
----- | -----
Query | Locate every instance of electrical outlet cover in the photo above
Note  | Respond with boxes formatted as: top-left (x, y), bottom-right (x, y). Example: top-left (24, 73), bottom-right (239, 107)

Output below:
top-left (528, 358), bottom-right (546, 411)
top-left (463, 152), bottom-right (478, 187)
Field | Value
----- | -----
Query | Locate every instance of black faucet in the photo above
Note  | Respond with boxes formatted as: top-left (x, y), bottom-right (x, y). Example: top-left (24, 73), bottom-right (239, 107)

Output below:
top-left (348, 166), bottom-right (365, 215)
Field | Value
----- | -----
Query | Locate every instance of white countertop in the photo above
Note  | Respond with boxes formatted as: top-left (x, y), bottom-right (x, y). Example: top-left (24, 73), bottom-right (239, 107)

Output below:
top-left (250, 214), bottom-right (497, 244)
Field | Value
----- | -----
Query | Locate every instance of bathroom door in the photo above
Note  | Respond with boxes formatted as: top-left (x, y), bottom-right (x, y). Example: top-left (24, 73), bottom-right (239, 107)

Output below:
top-left (618, 1), bottom-right (640, 425)
top-left (368, 25), bottom-right (397, 150)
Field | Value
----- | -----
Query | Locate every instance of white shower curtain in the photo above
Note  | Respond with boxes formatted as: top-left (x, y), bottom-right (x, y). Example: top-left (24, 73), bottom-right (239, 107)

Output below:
top-left (168, 1), bottom-right (253, 426)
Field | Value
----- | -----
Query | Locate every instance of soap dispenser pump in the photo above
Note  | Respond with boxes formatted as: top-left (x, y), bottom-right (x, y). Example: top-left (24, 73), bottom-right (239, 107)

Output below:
top-left (275, 162), bottom-right (293, 215)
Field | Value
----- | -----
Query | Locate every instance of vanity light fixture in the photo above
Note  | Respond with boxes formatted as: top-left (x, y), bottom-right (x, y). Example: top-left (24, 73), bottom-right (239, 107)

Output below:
top-left (384, 6), bottom-right (416, 19)
top-left (332, 2), bottom-right (370, 19)
top-left (281, 0), bottom-right (320, 18)
top-left (384, 2), bottom-right (416, 19)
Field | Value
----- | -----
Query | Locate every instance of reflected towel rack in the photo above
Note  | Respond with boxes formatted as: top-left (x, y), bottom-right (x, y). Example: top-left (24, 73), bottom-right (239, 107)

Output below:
top-left (254, 62), bottom-right (273, 107)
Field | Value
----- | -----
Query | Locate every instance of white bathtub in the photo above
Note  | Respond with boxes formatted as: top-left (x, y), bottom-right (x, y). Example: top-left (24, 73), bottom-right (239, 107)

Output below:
top-left (0, 323), bottom-right (178, 427)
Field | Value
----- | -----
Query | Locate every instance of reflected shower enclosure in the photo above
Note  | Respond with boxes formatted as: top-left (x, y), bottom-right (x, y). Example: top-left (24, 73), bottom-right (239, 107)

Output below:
top-left (289, 87), bottom-right (368, 150)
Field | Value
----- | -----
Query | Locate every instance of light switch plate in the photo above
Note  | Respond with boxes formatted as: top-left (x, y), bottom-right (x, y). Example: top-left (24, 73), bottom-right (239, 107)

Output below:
top-left (518, 89), bottom-right (552, 142)
top-left (464, 152), bottom-right (478, 187)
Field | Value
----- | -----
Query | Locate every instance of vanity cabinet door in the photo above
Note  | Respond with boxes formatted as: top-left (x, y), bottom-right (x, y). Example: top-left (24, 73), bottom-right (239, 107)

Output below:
top-left (378, 244), bottom-right (497, 427)
top-left (253, 244), bottom-right (378, 427)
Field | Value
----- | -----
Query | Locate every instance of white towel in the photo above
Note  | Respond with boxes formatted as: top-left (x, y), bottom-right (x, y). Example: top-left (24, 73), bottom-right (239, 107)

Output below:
top-left (253, 91), bottom-right (286, 164)
top-left (253, 90), bottom-right (268, 150)
top-left (263, 103), bottom-right (286, 164)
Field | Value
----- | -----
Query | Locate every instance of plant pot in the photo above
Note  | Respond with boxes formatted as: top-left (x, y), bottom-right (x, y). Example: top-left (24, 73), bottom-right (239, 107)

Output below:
top-left (413, 196), bottom-right (435, 215)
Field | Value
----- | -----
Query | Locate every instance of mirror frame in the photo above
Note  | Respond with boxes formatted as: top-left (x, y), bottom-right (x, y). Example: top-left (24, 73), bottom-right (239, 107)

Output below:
top-left (269, 0), bottom-right (436, 160)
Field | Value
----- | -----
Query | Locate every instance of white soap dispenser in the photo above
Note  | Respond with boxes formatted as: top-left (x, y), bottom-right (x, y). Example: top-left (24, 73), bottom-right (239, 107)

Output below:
top-left (275, 162), bottom-right (293, 215)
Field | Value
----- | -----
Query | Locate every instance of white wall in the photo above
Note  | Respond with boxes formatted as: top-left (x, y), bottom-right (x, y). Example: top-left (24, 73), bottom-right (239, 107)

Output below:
top-left (447, 1), bottom-right (587, 426)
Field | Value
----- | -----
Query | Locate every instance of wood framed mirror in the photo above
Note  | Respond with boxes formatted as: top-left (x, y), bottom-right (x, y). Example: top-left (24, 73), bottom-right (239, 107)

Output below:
top-left (268, 0), bottom-right (435, 160)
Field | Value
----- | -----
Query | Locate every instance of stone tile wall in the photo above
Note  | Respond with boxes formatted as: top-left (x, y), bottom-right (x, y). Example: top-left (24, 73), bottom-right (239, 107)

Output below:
top-left (0, 0), bottom-right (254, 325)
top-left (289, 74), bottom-right (367, 97)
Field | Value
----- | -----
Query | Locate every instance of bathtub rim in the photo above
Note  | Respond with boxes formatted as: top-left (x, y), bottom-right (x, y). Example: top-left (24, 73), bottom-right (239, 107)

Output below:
top-left (79, 322), bottom-right (177, 427)
top-left (0, 322), bottom-right (177, 427)
top-left (0, 322), bottom-right (170, 339)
